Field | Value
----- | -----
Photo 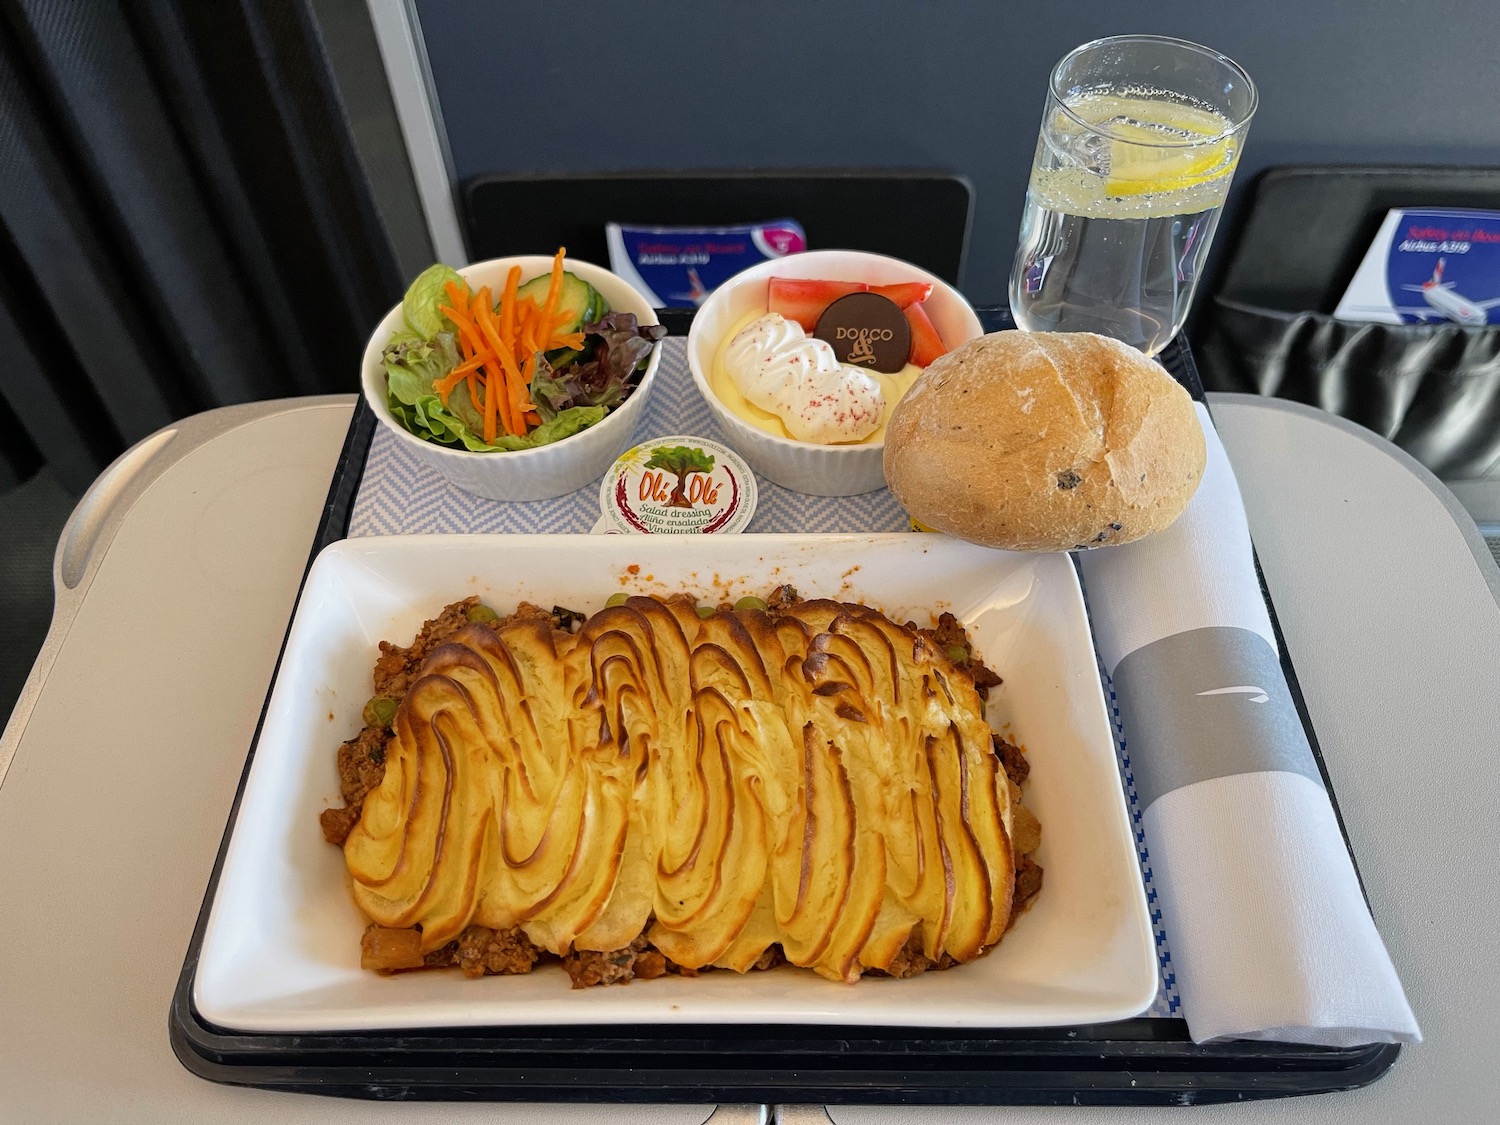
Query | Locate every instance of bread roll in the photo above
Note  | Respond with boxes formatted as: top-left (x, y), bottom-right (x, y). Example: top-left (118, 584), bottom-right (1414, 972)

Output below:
top-left (883, 331), bottom-right (1205, 551)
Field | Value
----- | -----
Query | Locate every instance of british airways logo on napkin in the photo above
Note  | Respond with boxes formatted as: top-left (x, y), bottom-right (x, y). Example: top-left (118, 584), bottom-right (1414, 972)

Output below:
top-left (1196, 685), bottom-right (1269, 703)
top-left (1111, 626), bottom-right (1323, 809)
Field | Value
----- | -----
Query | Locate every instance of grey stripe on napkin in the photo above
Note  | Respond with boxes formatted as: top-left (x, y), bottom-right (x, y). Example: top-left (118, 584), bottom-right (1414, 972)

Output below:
top-left (1113, 626), bottom-right (1323, 809)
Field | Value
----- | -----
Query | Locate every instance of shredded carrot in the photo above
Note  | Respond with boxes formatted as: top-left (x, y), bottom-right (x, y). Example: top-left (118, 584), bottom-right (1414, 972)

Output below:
top-left (439, 304), bottom-right (486, 357)
top-left (460, 287), bottom-right (495, 442)
top-left (511, 298), bottom-right (529, 347)
top-left (546, 331), bottom-right (586, 352)
top-left (550, 306), bottom-right (582, 336)
top-left (496, 267), bottom-right (527, 435)
top-left (450, 352), bottom-right (488, 377)
top-left (538, 247), bottom-right (566, 342)
top-left (440, 281), bottom-right (489, 355)
top-left (514, 352), bottom-right (536, 422)
top-left (469, 287), bottom-right (495, 388)
top-left (519, 306), bottom-right (540, 380)
top-left (474, 300), bottom-right (523, 437)
top-left (480, 311), bottom-right (511, 439)
top-left (467, 286), bottom-right (493, 338)
top-left (434, 353), bottom-right (489, 402)
top-left (500, 266), bottom-right (520, 342)
top-left (454, 332), bottom-right (478, 403)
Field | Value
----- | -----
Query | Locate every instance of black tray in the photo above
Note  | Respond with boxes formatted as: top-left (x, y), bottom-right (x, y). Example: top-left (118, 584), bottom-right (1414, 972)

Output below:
top-left (169, 310), bottom-right (1400, 1106)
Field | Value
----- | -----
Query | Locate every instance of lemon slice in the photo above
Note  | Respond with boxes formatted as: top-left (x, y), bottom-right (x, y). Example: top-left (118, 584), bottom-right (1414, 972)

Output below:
top-left (1105, 135), bottom-right (1235, 197)
top-left (1058, 96), bottom-right (1237, 197)
top-left (1098, 105), bottom-right (1236, 196)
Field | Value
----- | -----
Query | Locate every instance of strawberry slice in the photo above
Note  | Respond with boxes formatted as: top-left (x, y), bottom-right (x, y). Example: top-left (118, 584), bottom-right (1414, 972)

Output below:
top-left (767, 278), bottom-right (868, 332)
top-left (905, 302), bottom-right (947, 367)
top-left (869, 281), bottom-right (934, 309)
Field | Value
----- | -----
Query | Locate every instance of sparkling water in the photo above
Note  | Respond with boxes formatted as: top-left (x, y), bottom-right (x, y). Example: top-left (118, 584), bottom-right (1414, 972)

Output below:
top-left (1010, 92), bottom-right (1239, 355)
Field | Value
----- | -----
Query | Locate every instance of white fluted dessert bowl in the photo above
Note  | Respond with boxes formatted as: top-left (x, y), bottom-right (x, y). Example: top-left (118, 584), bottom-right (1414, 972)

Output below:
top-left (686, 250), bottom-right (982, 497)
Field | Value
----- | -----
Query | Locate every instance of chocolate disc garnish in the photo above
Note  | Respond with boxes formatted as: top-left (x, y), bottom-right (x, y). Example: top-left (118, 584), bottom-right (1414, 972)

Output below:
top-left (813, 292), bottom-right (912, 373)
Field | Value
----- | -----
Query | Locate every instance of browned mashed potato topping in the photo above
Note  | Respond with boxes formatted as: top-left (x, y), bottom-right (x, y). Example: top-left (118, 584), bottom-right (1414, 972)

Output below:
top-left (321, 588), bottom-right (1042, 988)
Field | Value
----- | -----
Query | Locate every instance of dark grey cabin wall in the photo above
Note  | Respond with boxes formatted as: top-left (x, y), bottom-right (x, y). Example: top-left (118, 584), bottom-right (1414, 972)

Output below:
top-left (414, 0), bottom-right (1500, 305)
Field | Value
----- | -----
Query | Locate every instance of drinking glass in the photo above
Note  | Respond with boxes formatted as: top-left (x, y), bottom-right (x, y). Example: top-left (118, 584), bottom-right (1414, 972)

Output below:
top-left (1009, 35), bottom-right (1257, 355)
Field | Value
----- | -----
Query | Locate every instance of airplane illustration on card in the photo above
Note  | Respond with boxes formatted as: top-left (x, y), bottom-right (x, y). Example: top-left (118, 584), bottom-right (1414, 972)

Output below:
top-left (1395, 259), bottom-right (1500, 326)
top-left (668, 267), bottom-right (711, 307)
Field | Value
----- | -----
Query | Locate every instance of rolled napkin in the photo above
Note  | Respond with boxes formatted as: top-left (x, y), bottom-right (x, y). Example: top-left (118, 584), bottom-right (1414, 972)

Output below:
top-left (1077, 403), bottom-right (1420, 1047)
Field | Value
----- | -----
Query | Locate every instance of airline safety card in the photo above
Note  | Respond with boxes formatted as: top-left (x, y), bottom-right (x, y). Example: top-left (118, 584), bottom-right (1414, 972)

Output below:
top-left (1335, 207), bottom-right (1500, 326)
top-left (606, 220), bottom-right (805, 308)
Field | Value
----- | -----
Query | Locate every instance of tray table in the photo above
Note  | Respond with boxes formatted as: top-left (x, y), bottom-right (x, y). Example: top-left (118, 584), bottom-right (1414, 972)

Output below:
top-left (168, 311), bottom-right (1399, 1105)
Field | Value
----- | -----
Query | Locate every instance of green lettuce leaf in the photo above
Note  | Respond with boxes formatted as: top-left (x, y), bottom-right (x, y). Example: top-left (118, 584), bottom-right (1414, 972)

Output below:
top-left (384, 329), bottom-right (459, 386)
top-left (383, 331), bottom-right (460, 420)
top-left (402, 263), bottom-right (467, 338)
top-left (386, 368), bottom-right (605, 452)
top-left (498, 406), bottom-right (607, 449)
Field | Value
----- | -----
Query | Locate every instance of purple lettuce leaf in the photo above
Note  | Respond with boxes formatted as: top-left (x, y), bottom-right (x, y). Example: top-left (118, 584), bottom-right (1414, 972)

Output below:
top-left (530, 313), bottom-right (666, 421)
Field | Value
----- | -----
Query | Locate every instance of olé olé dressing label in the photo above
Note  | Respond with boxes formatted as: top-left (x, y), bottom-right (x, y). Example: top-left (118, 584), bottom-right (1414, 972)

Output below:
top-left (600, 435), bottom-right (757, 534)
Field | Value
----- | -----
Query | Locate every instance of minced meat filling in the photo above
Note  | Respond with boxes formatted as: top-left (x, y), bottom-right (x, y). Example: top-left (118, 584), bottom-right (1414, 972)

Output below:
top-left (425, 925), bottom-right (543, 978)
top-left (1013, 856), bottom-right (1044, 923)
top-left (371, 595), bottom-right (482, 699)
top-left (562, 934), bottom-right (669, 988)
top-left (913, 611), bottom-right (1004, 699)
top-left (326, 594), bottom-right (1043, 984)
top-left (873, 932), bottom-right (954, 979)
top-left (994, 735), bottom-right (1030, 787)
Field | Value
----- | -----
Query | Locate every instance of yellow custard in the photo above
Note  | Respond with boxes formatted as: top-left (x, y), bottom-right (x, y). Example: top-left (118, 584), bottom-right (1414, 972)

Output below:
top-left (711, 309), bottom-right (921, 445)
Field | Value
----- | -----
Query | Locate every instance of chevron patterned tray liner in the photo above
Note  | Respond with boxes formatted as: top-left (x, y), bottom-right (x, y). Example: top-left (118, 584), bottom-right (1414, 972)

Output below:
top-left (347, 337), bottom-right (1180, 1016)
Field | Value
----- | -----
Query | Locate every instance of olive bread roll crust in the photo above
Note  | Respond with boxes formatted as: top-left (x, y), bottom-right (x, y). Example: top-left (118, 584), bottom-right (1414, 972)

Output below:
top-left (882, 331), bottom-right (1206, 551)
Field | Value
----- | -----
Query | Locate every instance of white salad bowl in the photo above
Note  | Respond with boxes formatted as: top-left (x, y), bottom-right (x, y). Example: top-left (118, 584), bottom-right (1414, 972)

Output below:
top-left (361, 255), bottom-right (662, 503)
top-left (686, 249), bottom-right (983, 497)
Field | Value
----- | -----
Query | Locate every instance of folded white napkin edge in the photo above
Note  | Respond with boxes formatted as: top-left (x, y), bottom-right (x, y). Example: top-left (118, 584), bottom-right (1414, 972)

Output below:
top-left (1143, 770), bottom-right (1421, 1046)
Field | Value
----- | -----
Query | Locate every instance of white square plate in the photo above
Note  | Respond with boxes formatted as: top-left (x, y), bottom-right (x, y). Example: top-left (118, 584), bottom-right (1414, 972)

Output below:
top-left (194, 534), bottom-right (1156, 1032)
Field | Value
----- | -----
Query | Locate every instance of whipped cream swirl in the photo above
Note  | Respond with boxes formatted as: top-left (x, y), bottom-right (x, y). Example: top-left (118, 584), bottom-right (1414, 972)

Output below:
top-left (722, 313), bottom-right (883, 443)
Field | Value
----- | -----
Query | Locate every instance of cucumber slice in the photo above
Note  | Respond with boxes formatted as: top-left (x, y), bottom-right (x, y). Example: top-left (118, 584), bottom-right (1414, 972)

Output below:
top-left (583, 285), bottom-right (610, 327)
top-left (545, 345), bottom-right (589, 368)
top-left (515, 270), bottom-right (601, 335)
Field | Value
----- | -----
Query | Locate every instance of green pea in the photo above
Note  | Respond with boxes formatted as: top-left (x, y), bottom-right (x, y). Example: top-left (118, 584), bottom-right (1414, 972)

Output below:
top-left (466, 604), bottom-right (499, 624)
top-left (605, 592), bottom-right (629, 608)
top-left (733, 596), bottom-right (768, 612)
top-left (943, 644), bottom-right (970, 665)
top-left (362, 696), bottom-right (398, 727)
top-left (695, 604), bottom-right (715, 619)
